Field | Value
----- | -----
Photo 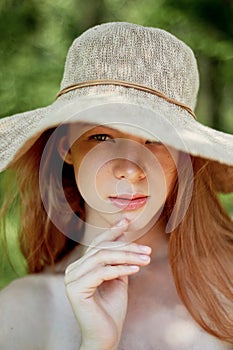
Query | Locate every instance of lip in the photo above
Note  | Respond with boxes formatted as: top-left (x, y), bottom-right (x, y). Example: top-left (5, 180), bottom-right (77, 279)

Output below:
top-left (109, 194), bottom-right (148, 211)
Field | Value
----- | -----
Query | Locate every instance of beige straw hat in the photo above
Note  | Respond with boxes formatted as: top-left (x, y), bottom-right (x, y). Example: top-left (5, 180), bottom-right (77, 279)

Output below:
top-left (0, 22), bottom-right (232, 192)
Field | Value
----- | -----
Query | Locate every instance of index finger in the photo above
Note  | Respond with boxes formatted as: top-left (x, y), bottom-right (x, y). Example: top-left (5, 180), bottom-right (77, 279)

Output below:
top-left (84, 218), bottom-right (129, 254)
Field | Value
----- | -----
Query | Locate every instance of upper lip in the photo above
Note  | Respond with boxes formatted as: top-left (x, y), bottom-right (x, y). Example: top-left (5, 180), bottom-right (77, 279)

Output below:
top-left (109, 194), bottom-right (148, 200)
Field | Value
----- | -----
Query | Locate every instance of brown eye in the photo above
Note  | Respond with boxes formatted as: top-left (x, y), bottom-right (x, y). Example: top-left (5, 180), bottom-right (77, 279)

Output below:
top-left (145, 139), bottom-right (162, 146)
top-left (90, 134), bottom-right (115, 142)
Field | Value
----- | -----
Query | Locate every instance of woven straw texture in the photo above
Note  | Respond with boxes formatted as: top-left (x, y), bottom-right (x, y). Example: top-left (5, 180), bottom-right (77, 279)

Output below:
top-left (0, 22), bottom-right (232, 192)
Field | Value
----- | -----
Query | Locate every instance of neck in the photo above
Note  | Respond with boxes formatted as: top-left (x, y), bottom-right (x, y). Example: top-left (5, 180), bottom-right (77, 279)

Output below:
top-left (51, 216), bottom-right (169, 273)
top-left (133, 218), bottom-right (170, 261)
top-left (83, 203), bottom-right (170, 261)
top-left (84, 206), bottom-right (170, 262)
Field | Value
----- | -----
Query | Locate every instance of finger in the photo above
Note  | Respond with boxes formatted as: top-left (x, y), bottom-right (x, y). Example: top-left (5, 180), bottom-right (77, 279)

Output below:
top-left (65, 248), bottom-right (151, 283)
top-left (65, 264), bottom-right (140, 298)
top-left (65, 241), bottom-right (151, 274)
top-left (85, 218), bottom-right (129, 254)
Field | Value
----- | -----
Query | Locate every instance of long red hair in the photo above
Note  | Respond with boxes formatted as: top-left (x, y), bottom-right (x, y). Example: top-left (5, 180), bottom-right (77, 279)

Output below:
top-left (1, 126), bottom-right (233, 343)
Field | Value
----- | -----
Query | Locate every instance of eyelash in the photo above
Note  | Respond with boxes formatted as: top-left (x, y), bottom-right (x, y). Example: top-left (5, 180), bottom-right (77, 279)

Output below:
top-left (145, 140), bottom-right (162, 146)
top-left (89, 134), bottom-right (162, 146)
top-left (90, 134), bottom-right (114, 142)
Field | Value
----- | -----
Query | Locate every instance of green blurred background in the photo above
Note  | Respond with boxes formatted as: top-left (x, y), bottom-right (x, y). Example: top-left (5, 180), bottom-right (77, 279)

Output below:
top-left (0, 0), bottom-right (233, 289)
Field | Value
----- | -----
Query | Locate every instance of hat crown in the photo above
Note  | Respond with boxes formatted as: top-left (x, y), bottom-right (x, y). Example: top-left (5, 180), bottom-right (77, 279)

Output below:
top-left (61, 22), bottom-right (199, 110)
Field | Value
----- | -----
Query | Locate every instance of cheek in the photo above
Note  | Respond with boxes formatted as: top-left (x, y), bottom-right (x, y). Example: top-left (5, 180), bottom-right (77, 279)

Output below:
top-left (72, 160), bottom-right (81, 187)
top-left (95, 164), bottom-right (115, 197)
top-left (74, 151), bottom-right (116, 211)
top-left (154, 149), bottom-right (178, 190)
top-left (162, 157), bottom-right (177, 190)
top-left (70, 144), bottom-right (93, 185)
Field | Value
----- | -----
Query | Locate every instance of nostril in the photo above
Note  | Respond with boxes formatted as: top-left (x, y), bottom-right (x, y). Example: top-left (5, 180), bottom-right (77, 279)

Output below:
top-left (113, 160), bottom-right (146, 182)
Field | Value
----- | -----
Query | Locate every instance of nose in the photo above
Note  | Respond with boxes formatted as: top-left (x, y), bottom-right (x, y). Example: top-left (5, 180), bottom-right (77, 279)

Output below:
top-left (112, 159), bottom-right (146, 183)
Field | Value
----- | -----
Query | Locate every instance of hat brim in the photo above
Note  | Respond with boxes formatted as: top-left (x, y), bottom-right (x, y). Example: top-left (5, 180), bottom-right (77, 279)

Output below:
top-left (1, 93), bottom-right (233, 193)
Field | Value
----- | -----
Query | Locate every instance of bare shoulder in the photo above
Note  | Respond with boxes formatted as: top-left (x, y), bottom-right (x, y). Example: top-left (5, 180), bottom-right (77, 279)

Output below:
top-left (0, 274), bottom-right (80, 350)
top-left (0, 274), bottom-right (62, 315)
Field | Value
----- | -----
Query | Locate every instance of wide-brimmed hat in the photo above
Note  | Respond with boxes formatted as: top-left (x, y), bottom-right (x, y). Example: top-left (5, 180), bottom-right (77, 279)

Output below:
top-left (0, 22), bottom-right (232, 193)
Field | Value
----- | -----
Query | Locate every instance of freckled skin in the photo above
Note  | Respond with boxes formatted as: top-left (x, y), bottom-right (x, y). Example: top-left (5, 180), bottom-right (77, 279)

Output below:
top-left (61, 124), bottom-right (178, 233)
top-left (0, 125), bottom-right (229, 349)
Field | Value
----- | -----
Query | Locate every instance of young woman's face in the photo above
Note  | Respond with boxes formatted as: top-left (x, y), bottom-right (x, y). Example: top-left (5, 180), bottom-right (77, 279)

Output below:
top-left (59, 124), bottom-right (178, 233)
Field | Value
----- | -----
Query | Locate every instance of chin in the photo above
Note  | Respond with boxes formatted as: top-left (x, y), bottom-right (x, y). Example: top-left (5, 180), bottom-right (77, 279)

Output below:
top-left (123, 212), bottom-right (162, 242)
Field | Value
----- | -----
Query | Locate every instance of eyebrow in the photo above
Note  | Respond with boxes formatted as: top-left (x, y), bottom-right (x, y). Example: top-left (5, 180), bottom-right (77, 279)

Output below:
top-left (88, 125), bottom-right (120, 133)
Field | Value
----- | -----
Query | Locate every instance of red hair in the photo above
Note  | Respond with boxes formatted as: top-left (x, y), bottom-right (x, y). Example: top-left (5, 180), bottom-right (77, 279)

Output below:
top-left (1, 127), bottom-right (233, 343)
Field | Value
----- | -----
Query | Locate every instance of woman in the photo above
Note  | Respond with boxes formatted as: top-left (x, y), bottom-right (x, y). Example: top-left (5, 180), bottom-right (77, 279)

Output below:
top-left (0, 22), bottom-right (232, 349)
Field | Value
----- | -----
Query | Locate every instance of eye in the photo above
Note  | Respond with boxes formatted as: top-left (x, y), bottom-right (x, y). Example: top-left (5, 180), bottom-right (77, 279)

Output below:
top-left (89, 134), bottom-right (115, 142)
top-left (145, 139), bottom-right (162, 146)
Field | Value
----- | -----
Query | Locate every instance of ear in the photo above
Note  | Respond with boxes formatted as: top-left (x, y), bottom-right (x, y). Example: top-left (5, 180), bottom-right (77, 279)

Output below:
top-left (57, 136), bottom-right (73, 165)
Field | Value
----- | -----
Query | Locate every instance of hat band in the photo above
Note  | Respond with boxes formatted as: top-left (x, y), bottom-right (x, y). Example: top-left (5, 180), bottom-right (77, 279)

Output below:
top-left (56, 79), bottom-right (196, 119)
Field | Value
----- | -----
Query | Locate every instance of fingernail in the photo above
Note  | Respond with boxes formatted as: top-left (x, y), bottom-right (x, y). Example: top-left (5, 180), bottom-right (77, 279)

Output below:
top-left (129, 265), bottom-right (140, 270)
top-left (116, 218), bottom-right (128, 227)
top-left (139, 245), bottom-right (151, 253)
top-left (139, 254), bottom-right (150, 261)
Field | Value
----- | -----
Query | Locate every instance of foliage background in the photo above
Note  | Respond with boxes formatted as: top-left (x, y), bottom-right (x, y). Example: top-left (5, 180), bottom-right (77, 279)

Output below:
top-left (0, 0), bottom-right (232, 288)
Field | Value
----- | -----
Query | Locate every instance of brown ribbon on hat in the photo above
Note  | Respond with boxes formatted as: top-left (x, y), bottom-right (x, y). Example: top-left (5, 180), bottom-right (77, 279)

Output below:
top-left (56, 79), bottom-right (197, 119)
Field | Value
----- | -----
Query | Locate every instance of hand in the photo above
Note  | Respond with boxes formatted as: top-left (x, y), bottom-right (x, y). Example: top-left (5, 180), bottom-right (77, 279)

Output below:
top-left (64, 219), bottom-right (151, 350)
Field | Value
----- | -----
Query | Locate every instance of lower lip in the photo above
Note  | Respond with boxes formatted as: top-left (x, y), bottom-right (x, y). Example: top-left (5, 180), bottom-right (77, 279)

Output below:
top-left (109, 197), bottom-right (148, 211)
